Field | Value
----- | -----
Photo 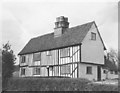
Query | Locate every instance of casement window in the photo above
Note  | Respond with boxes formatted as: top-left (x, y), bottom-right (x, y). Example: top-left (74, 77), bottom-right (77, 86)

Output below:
top-left (86, 66), bottom-right (92, 74)
top-left (91, 32), bottom-right (96, 40)
top-left (46, 51), bottom-right (51, 56)
top-left (60, 47), bottom-right (70, 58)
top-left (103, 70), bottom-right (107, 74)
top-left (61, 65), bottom-right (70, 74)
top-left (21, 68), bottom-right (25, 75)
top-left (110, 70), bottom-right (113, 74)
top-left (21, 56), bottom-right (26, 63)
top-left (33, 52), bottom-right (41, 61)
top-left (115, 71), bottom-right (118, 75)
top-left (33, 67), bottom-right (40, 75)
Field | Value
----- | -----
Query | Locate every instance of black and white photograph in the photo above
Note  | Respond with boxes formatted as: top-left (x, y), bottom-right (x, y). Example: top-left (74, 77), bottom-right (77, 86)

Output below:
top-left (1, 0), bottom-right (119, 92)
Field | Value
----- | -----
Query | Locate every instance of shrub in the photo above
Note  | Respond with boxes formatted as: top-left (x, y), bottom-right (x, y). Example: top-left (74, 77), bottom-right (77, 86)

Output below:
top-left (86, 83), bottom-right (118, 91)
top-left (6, 77), bottom-right (90, 91)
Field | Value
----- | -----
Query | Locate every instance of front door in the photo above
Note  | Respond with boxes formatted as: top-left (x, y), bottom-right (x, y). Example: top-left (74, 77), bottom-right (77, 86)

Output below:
top-left (97, 66), bottom-right (101, 81)
top-left (49, 67), bottom-right (53, 76)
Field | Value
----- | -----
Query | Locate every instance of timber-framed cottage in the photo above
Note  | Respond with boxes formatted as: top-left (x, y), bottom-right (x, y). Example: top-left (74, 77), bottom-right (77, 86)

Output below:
top-left (18, 16), bottom-right (107, 81)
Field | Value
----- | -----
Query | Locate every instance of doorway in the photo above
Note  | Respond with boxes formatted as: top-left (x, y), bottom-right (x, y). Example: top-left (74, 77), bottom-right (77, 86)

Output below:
top-left (97, 66), bottom-right (101, 81)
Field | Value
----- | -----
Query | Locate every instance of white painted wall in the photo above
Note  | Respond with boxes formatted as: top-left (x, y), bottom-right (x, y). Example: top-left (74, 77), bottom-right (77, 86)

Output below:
top-left (101, 68), bottom-right (107, 80)
top-left (19, 67), bottom-right (33, 77)
top-left (107, 72), bottom-right (118, 79)
top-left (81, 24), bottom-right (104, 65)
top-left (79, 63), bottom-right (97, 81)
top-left (101, 68), bottom-right (118, 80)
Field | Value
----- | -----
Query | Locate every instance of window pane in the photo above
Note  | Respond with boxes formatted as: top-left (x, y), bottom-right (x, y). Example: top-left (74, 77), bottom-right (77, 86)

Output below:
top-left (33, 68), bottom-right (40, 75)
top-left (21, 68), bottom-right (25, 75)
top-left (110, 71), bottom-right (113, 74)
top-left (60, 48), bottom-right (70, 57)
top-left (33, 53), bottom-right (41, 61)
top-left (103, 70), bottom-right (106, 74)
top-left (61, 65), bottom-right (70, 74)
top-left (46, 51), bottom-right (51, 56)
top-left (21, 56), bottom-right (26, 63)
top-left (86, 66), bottom-right (92, 74)
top-left (91, 32), bottom-right (96, 40)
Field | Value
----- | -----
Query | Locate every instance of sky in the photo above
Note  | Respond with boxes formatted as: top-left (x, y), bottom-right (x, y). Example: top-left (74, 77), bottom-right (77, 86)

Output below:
top-left (1, 0), bottom-right (118, 64)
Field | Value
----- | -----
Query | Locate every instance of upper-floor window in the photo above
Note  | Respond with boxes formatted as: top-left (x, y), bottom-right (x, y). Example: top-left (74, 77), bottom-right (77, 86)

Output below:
top-left (21, 55), bottom-right (26, 63)
top-left (46, 51), bottom-right (52, 56)
top-left (60, 47), bottom-right (70, 58)
top-left (33, 52), bottom-right (41, 62)
top-left (21, 68), bottom-right (25, 75)
top-left (86, 66), bottom-right (92, 74)
top-left (91, 32), bottom-right (96, 40)
top-left (33, 67), bottom-right (40, 75)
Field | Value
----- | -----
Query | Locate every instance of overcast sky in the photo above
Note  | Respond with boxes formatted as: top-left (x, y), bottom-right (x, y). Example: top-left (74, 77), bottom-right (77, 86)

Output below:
top-left (1, 0), bottom-right (118, 64)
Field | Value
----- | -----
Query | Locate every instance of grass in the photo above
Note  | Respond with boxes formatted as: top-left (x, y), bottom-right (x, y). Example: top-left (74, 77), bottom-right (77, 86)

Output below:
top-left (3, 77), bottom-right (119, 91)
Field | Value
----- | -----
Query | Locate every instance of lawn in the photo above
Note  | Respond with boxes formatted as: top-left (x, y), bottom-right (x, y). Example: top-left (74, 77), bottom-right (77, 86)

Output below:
top-left (3, 77), bottom-right (119, 91)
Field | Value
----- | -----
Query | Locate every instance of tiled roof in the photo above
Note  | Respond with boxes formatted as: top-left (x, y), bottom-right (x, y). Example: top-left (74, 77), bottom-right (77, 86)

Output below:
top-left (18, 21), bottom-right (106, 55)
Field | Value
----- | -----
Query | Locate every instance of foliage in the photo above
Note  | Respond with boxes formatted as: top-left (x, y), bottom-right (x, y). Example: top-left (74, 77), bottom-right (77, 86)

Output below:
top-left (6, 77), bottom-right (90, 91)
top-left (86, 83), bottom-right (118, 91)
top-left (106, 48), bottom-right (119, 71)
top-left (4, 77), bottom-right (118, 91)
top-left (107, 48), bottom-right (118, 65)
top-left (2, 42), bottom-right (16, 90)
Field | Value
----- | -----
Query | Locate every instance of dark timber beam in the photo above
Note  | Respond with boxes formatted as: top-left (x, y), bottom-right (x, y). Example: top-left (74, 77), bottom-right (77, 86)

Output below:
top-left (72, 46), bottom-right (73, 78)
top-left (78, 43), bottom-right (82, 78)
top-left (58, 49), bottom-right (59, 76)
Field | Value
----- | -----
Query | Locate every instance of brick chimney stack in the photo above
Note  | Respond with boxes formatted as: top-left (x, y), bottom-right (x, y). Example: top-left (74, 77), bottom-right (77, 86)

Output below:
top-left (54, 16), bottom-right (69, 37)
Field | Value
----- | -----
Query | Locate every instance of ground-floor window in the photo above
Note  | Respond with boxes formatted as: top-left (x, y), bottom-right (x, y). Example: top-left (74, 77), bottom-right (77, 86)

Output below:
top-left (61, 65), bottom-right (70, 74)
top-left (86, 66), bottom-right (92, 74)
top-left (103, 70), bottom-right (107, 74)
top-left (115, 71), bottom-right (118, 75)
top-left (21, 68), bottom-right (25, 75)
top-left (33, 67), bottom-right (41, 75)
top-left (110, 70), bottom-right (113, 74)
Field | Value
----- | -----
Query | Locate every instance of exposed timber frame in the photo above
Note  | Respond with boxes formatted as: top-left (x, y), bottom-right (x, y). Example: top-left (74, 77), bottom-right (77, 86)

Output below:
top-left (20, 44), bottom-right (82, 78)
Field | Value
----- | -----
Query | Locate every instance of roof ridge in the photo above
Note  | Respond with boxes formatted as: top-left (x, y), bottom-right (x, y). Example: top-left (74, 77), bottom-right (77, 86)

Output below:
top-left (31, 21), bottom-right (95, 40)
top-left (18, 21), bottom-right (96, 55)
top-left (31, 32), bottom-right (54, 40)
top-left (69, 21), bottom-right (94, 29)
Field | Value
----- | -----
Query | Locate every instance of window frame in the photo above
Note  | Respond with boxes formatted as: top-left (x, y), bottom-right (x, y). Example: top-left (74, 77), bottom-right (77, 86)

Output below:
top-left (21, 55), bottom-right (26, 63)
top-left (33, 52), bottom-right (41, 62)
top-left (103, 70), bottom-right (107, 74)
top-left (110, 70), bottom-right (113, 74)
top-left (61, 65), bottom-right (71, 74)
top-left (60, 47), bottom-right (70, 58)
top-left (91, 32), bottom-right (96, 40)
top-left (115, 71), bottom-right (118, 75)
top-left (21, 68), bottom-right (25, 75)
top-left (46, 51), bottom-right (52, 56)
top-left (86, 66), bottom-right (92, 74)
top-left (33, 67), bottom-right (41, 75)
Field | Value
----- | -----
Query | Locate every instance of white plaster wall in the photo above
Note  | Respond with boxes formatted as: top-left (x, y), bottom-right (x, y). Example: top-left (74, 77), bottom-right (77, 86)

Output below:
top-left (79, 63), bottom-right (97, 81)
top-left (101, 68), bottom-right (107, 80)
top-left (41, 67), bottom-right (48, 76)
top-left (107, 72), bottom-right (118, 79)
top-left (28, 54), bottom-right (33, 66)
top-left (26, 67), bottom-right (33, 76)
top-left (81, 24), bottom-right (104, 65)
top-left (101, 68), bottom-right (118, 80)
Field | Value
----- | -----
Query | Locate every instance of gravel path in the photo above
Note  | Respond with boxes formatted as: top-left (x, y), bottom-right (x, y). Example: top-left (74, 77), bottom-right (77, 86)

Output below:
top-left (92, 80), bottom-right (118, 85)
